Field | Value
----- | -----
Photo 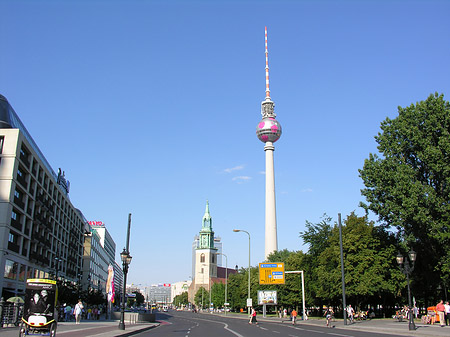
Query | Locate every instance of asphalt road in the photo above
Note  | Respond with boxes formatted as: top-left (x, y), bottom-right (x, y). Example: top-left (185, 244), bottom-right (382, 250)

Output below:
top-left (136, 311), bottom-right (406, 337)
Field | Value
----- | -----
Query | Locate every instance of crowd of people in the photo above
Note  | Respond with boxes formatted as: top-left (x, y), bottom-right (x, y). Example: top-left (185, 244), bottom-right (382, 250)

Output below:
top-left (58, 300), bottom-right (106, 323)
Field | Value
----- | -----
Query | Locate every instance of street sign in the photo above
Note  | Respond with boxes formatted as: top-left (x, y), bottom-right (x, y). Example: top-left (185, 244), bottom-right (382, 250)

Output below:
top-left (247, 298), bottom-right (253, 307)
top-left (259, 262), bottom-right (285, 284)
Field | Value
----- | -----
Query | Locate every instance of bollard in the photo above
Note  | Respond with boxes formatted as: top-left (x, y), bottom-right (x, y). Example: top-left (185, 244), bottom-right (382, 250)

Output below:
top-left (13, 302), bottom-right (19, 326)
top-left (0, 297), bottom-right (4, 328)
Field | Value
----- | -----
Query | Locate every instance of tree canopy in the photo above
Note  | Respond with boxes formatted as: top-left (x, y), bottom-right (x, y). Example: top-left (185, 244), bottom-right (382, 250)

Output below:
top-left (359, 93), bottom-right (450, 303)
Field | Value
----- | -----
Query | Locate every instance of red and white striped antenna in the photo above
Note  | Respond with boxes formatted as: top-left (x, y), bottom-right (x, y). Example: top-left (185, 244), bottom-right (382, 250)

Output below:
top-left (265, 26), bottom-right (271, 100)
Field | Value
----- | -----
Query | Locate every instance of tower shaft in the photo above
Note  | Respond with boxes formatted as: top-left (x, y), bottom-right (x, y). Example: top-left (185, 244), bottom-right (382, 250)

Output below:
top-left (264, 142), bottom-right (277, 259)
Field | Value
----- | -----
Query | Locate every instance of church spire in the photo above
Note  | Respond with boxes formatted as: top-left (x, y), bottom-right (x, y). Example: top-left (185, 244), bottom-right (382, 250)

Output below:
top-left (202, 200), bottom-right (212, 230)
top-left (198, 200), bottom-right (216, 249)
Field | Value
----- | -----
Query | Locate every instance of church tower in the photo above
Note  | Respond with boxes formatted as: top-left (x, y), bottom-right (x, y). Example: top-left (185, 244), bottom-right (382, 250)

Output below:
top-left (194, 201), bottom-right (217, 291)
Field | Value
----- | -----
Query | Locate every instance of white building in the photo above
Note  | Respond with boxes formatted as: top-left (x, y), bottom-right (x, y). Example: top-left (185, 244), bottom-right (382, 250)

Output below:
top-left (0, 94), bottom-right (88, 298)
top-left (171, 280), bottom-right (191, 300)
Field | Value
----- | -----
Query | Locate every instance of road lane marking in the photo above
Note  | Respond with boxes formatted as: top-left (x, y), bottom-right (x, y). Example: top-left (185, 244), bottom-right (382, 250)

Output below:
top-left (185, 316), bottom-right (244, 337)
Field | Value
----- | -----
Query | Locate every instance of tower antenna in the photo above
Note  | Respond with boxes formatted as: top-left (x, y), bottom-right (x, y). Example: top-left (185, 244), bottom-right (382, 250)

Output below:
top-left (265, 26), bottom-right (270, 100)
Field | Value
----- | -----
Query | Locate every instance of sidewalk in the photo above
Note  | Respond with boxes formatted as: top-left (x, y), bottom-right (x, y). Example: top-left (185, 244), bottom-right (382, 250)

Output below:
top-left (260, 315), bottom-right (450, 337)
top-left (0, 319), bottom-right (159, 337)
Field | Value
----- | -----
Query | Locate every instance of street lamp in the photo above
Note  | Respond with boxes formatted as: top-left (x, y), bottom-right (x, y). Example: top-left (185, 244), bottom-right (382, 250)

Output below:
top-left (119, 213), bottom-right (132, 330)
top-left (396, 249), bottom-right (417, 331)
top-left (119, 248), bottom-right (132, 330)
top-left (233, 229), bottom-right (251, 316)
top-left (53, 257), bottom-right (61, 280)
top-left (217, 253), bottom-right (228, 316)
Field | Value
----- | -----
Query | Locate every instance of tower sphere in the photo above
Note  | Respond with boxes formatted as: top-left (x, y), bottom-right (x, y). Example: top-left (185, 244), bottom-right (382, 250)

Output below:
top-left (256, 117), bottom-right (282, 143)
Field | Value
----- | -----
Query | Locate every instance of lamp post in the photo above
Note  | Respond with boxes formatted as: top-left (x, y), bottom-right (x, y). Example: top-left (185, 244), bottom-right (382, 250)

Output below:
top-left (119, 213), bottom-right (132, 331)
top-left (233, 229), bottom-right (251, 316)
top-left (217, 253), bottom-right (228, 316)
top-left (118, 248), bottom-right (132, 330)
top-left (53, 257), bottom-right (61, 280)
top-left (396, 249), bottom-right (417, 331)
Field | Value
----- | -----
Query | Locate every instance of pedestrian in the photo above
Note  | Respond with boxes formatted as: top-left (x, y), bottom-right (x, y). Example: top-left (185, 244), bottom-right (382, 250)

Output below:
top-left (291, 308), bottom-right (298, 325)
top-left (249, 307), bottom-right (258, 325)
top-left (436, 300), bottom-right (445, 327)
top-left (283, 308), bottom-right (287, 318)
top-left (347, 305), bottom-right (354, 323)
top-left (87, 307), bottom-right (91, 320)
top-left (74, 299), bottom-right (84, 324)
top-left (64, 305), bottom-right (71, 321)
top-left (324, 306), bottom-right (334, 328)
top-left (444, 301), bottom-right (450, 326)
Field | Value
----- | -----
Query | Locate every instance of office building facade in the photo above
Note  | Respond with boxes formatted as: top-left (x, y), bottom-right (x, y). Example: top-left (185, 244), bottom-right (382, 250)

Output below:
top-left (0, 94), bottom-right (88, 298)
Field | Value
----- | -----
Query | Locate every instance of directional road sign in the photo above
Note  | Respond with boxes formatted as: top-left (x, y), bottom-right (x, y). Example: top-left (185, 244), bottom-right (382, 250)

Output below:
top-left (259, 262), bottom-right (285, 284)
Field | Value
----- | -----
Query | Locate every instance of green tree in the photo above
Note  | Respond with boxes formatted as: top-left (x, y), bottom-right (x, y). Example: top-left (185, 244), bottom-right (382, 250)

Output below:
top-left (133, 291), bottom-right (145, 306)
top-left (211, 282), bottom-right (225, 309)
top-left (173, 291), bottom-right (189, 307)
top-left (194, 287), bottom-right (208, 309)
top-left (359, 93), bottom-right (450, 304)
top-left (227, 269), bottom-right (244, 311)
top-left (315, 213), bottom-right (401, 312)
top-left (299, 214), bottom-right (333, 308)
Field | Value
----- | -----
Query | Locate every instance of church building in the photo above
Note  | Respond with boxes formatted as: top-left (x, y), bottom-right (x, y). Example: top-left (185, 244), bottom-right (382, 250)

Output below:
top-left (188, 201), bottom-right (237, 306)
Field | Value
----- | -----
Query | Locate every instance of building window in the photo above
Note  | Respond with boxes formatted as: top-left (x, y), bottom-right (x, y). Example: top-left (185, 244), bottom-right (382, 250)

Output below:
top-left (200, 254), bottom-right (205, 263)
top-left (18, 264), bottom-right (26, 281)
top-left (4, 259), bottom-right (18, 280)
top-left (11, 210), bottom-right (17, 220)
top-left (212, 254), bottom-right (215, 263)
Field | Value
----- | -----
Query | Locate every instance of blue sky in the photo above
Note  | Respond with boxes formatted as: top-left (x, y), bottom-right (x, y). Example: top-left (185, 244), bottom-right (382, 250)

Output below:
top-left (2, 0), bottom-right (449, 286)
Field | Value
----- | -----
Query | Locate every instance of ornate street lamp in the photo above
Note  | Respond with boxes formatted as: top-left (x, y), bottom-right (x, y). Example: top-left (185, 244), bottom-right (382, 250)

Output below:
top-left (118, 248), bottom-right (132, 330)
top-left (396, 249), bottom-right (417, 331)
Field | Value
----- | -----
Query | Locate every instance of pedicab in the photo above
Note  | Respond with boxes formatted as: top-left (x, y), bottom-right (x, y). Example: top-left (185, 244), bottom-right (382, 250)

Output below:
top-left (19, 279), bottom-right (58, 337)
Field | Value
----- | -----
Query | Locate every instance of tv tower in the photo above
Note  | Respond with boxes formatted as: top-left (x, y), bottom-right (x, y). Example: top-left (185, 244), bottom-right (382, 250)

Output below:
top-left (256, 27), bottom-right (282, 260)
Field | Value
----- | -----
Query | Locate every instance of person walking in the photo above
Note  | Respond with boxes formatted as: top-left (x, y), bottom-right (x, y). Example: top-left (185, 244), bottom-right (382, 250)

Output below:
top-left (445, 301), bottom-right (450, 326)
top-left (249, 307), bottom-right (258, 325)
top-left (324, 306), bottom-right (334, 328)
top-left (436, 300), bottom-right (445, 327)
top-left (74, 299), bottom-right (84, 324)
top-left (347, 305), bottom-right (354, 324)
top-left (291, 308), bottom-right (298, 325)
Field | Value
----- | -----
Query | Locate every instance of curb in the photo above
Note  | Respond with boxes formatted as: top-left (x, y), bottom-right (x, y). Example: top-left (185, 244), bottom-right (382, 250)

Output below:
top-left (114, 323), bottom-right (160, 337)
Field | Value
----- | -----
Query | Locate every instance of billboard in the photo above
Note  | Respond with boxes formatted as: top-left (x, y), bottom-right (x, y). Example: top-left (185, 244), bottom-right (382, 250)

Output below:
top-left (258, 290), bottom-right (277, 305)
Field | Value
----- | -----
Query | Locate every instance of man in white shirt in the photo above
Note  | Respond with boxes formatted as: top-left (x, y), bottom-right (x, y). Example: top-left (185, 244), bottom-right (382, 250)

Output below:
top-left (444, 301), bottom-right (450, 326)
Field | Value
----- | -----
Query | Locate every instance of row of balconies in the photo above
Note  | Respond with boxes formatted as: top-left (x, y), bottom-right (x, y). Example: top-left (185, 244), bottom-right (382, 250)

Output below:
top-left (29, 251), bottom-right (50, 266)
top-left (16, 143), bottom-right (86, 281)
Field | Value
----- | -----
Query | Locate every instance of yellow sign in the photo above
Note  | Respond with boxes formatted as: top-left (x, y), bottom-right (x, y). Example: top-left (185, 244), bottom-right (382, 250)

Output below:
top-left (259, 262), bottom-right (285, 284)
